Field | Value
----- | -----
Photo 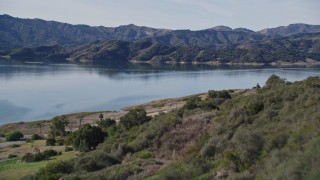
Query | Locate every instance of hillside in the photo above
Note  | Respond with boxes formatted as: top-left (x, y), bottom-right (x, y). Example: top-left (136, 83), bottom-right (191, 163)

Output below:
top-left (5, 33), bottom-right (320, 64)
top-left (259, 23), bottom-right (320, 37)
top-left (2, 14), bottom-right (320, 50)
top-left (15, 75), bottom-right (320, 179)
top-left (0, 14), bottom-right (169, 50)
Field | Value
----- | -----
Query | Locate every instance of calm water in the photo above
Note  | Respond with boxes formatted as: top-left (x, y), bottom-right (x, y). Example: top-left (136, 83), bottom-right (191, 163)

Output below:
top-left (1, 60), bottom-right (320, 124)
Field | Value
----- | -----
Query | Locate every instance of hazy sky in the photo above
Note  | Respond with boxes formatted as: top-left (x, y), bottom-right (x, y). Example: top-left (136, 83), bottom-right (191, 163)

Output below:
top-left (1, 0), bottom-right (319, 31)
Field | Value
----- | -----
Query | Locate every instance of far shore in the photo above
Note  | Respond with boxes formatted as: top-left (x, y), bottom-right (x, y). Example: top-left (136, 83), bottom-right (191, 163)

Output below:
top-left (2, 56), bottom-right (320, 67)
top-left (131, 59), bottom-right (320, 66)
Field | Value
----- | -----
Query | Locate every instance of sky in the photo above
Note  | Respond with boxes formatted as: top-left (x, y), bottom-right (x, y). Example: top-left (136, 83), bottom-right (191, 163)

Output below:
top-left (0, 0), bottom-right (319, 31)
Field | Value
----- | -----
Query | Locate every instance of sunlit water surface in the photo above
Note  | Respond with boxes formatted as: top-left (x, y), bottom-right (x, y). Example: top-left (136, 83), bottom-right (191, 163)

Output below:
top-left (1, 60), bottom-right (320, 124)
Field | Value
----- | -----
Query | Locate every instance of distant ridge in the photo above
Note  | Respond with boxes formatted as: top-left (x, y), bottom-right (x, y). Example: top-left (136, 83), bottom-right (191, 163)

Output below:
top-left (1, 14), bottom-right (320, 50)
top-left (258, 23), bottom-right (320, 36)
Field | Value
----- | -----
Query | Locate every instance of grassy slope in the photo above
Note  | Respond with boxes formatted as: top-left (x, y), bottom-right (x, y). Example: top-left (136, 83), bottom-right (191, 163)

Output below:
top-left (0, 140), bottom-right (77, 180)
top-left (0, 152), bottom-right (76, 180)
top-left (6, 75), bottom-right (320, 179)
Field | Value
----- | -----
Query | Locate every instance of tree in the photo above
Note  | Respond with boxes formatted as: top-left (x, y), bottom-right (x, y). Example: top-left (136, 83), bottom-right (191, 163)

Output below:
top-left (97, 118), bottom-right (116, 129)
top-left (66, 119), bottom-right (76, 133)
top-left (99, 113), bottom-right (104, 121)
top-left (265, 75), bottom-right (285, 88)
top-left (5, 131), bottom-right (23, 141)
top-left (119, 108), bottom-right (151, 130)
top-left (50, 116), bottom-right (69, 137)
top-left (67, 124), bottom-right (107, 152)
top-left (35, 122), bottom-right (42, 134)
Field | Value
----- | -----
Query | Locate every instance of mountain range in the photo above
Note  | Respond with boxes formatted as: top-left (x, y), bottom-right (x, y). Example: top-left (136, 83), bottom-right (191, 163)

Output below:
top-left (1, 14), bottom-right (320, 50)
top-left (1, 14), bottom-right (320, 64)
top-left (5, 33), bottom-right (320, 64)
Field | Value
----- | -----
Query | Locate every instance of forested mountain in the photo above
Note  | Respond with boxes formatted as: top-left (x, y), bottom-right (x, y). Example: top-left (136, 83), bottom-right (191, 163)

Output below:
top-left (2, 14), bottom-right (320, 51)
top-left (5, 33), bottom-right (320, 64)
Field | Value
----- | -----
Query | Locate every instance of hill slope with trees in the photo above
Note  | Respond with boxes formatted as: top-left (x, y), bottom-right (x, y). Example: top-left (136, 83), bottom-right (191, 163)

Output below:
top-left (4, 33), bottom-right (320, 64)
top-left (22, 75), bottom-right (320, 179)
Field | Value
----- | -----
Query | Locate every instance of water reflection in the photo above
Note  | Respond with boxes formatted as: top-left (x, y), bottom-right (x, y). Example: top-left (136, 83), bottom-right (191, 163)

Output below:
top-left (0, 58), bottom-right (320, 124)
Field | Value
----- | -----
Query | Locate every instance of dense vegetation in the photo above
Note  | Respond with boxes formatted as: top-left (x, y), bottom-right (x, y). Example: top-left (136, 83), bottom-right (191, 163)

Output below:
top-left (25, 75), bottom-right (320, 179)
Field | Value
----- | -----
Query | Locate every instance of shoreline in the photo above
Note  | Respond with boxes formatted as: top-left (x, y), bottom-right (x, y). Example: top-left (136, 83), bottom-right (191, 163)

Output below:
top-left (129, 59), bottom-right (320, 66)
top-left (3, 56), bottom-right (320, 67)
top-left (0, 90), bottom-right (251, 137)
top-left (0, 93), bottom-right (200, 136)
top-left (0, 89), bottom-right (255, 137)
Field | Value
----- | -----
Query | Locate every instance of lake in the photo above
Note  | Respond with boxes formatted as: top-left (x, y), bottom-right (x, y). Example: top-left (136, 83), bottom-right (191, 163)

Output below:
top-left (1, 59), bottom-right (320, 124)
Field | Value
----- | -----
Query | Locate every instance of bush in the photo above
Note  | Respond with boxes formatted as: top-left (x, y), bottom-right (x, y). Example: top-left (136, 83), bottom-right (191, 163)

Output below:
top-left (22, 153), bottom-right (35, 162)
top-left (31, 134), bottom-right (43, 140)
top-left (98, 118), bottom-right (116, 129)
top-left (245, 98), bottom-right (264, 115)
top-left (49, 116), bottom-right (69, 137)
top-left (9, 144), bottom-right (20, 148)
top-left (36, 160), bottom-right (73, 179)
top-left (119, 108), bottom-right (151, 130)
top-left (5, 131), bottom-right (23, 141)
top-left (183, 96), bottom-right (202, 110)
top-left (56, 139), bottom-right (64, 146)
top-left (67, 124), bottom-right (106, 152)
top-left (46, 137), bottom-right (56, 146)
top-left (8, 154), bottom-right (18, 158)
top-left (208, 90), bottom-right (231, 99)
top-left (43, 149), bottom-right (58, 158)
top-left (65, 146), bottom-right (73, 152)
top-left (265, 74), bottom-right (285, 88)
top-left (133, 149), bottom-right (154, 159)
top-left (22, 152), bottom-right (46, 162)
top-left (33, 153), bottom-right (46, 162)
top-left (74, 151), bottom-right (120, 172)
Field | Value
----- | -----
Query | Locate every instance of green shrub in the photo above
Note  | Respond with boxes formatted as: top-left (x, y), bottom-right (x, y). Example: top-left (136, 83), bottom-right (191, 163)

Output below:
top-left (74, 151), bottom-right (120, 172)
top-left (9, 144), bottom-right (20, 148)
top-left (265, 74), bottom-right (285, 88)
top-left (46, 137), bottom-right (56, 146)
top-left (183, 96), bottom-right (202, 110)
top-left (98, 118), bottom-right (116, 129)
top-left (133, 149), bottom-right (154, 159)
top-left (245, 98), bottom-right (264, 115)
top-left (67, 124), bottom-right (106, 152)
top-left (56, 138), bottom-right (64, 146)
top-left (43, 149), bottom-right (58, 158)
top-left (119, 108), bottom-right (151, 130)
top-left (49, 116), bottom-right (69, 137)
top-left (8, 154), bottom-right (18, 158)
top-left (208, 90), bottom-right (231, 99)
top-left (22, 153), bottom-right (34, 162)
top-left (36, 160), bottom-right (73, 179)
top-left (33, 153), bottom-right (46, 162)
top-left (5, 130), bottom-right (23, 141)
top-left (31, 134), bottom-right (43, 140)
top-left (22, 152), bottom-right (46, 162)
top-left (65, 146), bottom-right (73, 152)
